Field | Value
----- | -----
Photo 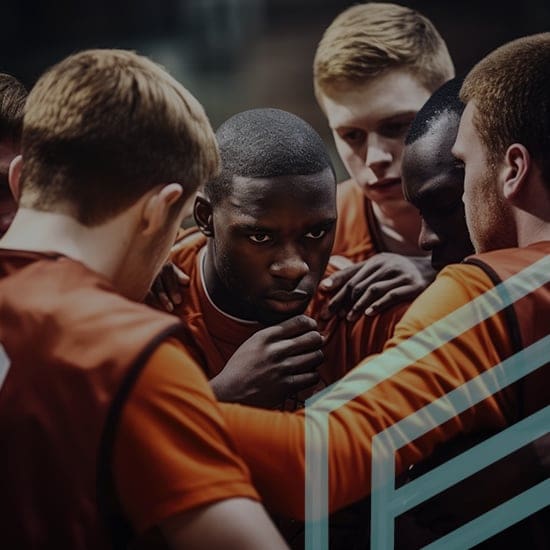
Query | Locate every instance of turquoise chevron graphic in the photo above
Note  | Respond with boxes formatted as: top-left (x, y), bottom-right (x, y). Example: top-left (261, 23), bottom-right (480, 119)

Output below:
top-left (304, 255), bottom-right (550, 549)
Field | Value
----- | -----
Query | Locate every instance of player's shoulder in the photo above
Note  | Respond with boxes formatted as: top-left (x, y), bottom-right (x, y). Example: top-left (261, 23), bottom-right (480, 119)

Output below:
top-left (170, 226), bottom-right (207, 274)
top-left (336, 178), bottom-right (362, 206)
top-left (394, 262), bottom-right (496, 335)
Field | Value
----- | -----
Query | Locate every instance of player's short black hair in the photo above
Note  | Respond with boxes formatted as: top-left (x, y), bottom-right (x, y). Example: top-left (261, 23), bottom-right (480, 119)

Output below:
top-left (405, 77), bottom-right (464, 145)
top-left (0, 73), bottom-right (27, 143)
top-left (205, 108), bottom-right (334, 205)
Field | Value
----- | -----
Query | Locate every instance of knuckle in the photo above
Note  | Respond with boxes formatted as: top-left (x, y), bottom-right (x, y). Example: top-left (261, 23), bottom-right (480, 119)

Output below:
top-left (306, 330), bottom-right (323, 347)
top-left (303, 315), bottom-right (317, 329)
top-left (307, 372), bottom-right (321, 386)
top-left (290, 314), bottom-right (309, 329)
top-left (268, 344), bottom-right (284, 362)
top-left (279, 359), bottom-right (291, 371)
top-left (368, 284), bottom-right (380, 296)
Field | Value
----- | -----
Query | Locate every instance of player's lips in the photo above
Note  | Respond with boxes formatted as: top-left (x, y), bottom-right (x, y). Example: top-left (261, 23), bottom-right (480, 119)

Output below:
top-left (265, 289), bottom-right (311, 311)
top-left (267, 289), bottom-right (310, 302)
top-left (367, 177), bottom-right (402, 190)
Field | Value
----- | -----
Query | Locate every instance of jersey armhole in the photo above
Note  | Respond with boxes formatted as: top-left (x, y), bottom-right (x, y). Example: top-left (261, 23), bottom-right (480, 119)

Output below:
top-left (464, 257), bottom-right (525, 418)
top-left (97, 324), bottom-right (187, 548)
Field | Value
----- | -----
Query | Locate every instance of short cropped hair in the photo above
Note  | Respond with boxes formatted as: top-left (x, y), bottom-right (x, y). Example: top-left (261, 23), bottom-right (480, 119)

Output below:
top-left (0, 73), bottom-right (27, 144)
top-left (406, 77), bottom-right (464, 145)
top-left (461, 33), bottom-right (550, 189)
top-left (314, 2), bottom-right (454, 98)
top-left (205, 108), bottom-right (334, 206)
top-left (20, 49), bottom-right (220, 225)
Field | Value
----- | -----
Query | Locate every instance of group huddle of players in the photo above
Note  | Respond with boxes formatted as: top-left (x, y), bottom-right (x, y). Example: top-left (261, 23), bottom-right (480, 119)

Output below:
top-left (0, 3), bottom-right (548, 549)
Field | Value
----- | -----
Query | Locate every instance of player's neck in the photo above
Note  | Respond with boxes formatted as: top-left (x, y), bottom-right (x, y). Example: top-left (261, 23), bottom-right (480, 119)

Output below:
top-left (516, 215), bottom-right (550, 248)
top-left (371, 200), bottom-right (426, 256)
top-left (0, 207), bottom-right (137, 286)
top-left (514, 182), bottom-right (550, 247)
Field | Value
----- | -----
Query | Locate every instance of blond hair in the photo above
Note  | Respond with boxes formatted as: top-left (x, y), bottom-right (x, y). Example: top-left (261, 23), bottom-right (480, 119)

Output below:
top-left (461, 33), bottom-right (550, 189)
top-left (21, 49), bottom-right (220, 225)
top-left (314, 2), bottom-right (454, 98)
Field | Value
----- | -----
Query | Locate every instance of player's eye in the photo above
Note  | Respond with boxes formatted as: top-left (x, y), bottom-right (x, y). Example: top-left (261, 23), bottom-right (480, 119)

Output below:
top-left (305, 228), bottom-right (327, 240)
top-left (248, 233), bottom-right (272, 244)
top-left (342, 129), bottom-right (365, 145)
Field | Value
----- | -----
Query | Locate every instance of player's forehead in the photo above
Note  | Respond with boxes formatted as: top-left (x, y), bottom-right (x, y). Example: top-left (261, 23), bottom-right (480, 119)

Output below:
top-left (322, 69), bottom-right (431, 129)
top-left (404, 155), bottom-right (462, 208)
top-left (452, 101), bottom-right (478, 160)
top-left (221, 171), bottom-right (336, 221)
top-left (408, 112), bottom-right (459, 163)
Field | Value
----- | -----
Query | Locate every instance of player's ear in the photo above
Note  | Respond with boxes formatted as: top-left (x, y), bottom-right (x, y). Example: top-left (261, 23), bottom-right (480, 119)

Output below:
top-left (502, 143), bottom-right (530, 201)
top-left (194, 192), bottom-right (214, 237)
top-left (142, 183), bottom-right (184, 236)
top-left (8, 155), bottom-right (23, 201)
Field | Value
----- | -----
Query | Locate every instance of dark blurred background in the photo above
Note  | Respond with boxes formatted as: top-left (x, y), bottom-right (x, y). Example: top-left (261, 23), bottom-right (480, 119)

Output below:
top-left (1, 0), bottom-right (548, 177)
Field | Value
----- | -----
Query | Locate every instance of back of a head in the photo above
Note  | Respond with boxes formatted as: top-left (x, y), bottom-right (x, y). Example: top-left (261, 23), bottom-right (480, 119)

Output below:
top-left (406, 77), bottom-right (464, 146)
top-left (0, 73), bottom-right (27, 145)
top-left (314, 2), bottom-right (454, 98)
top-left (21, 49), bottom-right (220, 225)
top-left (205, 108), bottom-right (334, 205)
top-left (461, 33), bottom-right (550, 189)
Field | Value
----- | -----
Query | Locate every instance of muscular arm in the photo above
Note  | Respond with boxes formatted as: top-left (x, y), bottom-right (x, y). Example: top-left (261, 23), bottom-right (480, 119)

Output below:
top-left (220, 265), bottom-right (516, 519)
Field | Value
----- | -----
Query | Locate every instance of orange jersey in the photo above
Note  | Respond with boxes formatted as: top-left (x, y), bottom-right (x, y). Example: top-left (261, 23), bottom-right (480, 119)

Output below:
top-left (0, 250), bottom-right (257, 545)
top-left (170, 227), bottom-right (407, 390)
top-left (331, 179), bottom-right (383, 263)
top-left (113, 339), bottom-right (258, 534)
top-left (219, 242), bottom-right (550, 519)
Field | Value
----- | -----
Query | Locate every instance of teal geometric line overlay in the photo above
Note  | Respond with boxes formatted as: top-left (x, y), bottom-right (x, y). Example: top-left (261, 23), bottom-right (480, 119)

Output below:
top-left (304, 256), bottom-right (549, 550)
top-left (372, 336), bottom-right (550, 516)
top-left (423, 479), bottom-right (550, 550)
top-left (304, 411), bottom-right (329, 549)
top-left (386, 406), bottom-right (549, 515)
top-left (372, 401), bottom-right (549, 548)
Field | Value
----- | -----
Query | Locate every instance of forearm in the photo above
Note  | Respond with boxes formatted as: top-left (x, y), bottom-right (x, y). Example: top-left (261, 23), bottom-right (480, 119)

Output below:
top-left (221, 270), bottom-right (516, 519)
top-left (221, 345), bottom-right (509, 520)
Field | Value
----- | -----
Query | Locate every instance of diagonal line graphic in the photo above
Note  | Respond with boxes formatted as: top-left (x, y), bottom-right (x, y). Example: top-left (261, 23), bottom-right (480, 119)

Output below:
top-left (305, 256), bottom-right (550, 550)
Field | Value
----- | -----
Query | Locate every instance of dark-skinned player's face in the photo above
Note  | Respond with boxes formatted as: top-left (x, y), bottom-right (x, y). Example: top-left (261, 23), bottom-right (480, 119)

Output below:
top-left (211, 168), bottom-right (336, 324)
top-left (402, 112), bottom-right (474, 271)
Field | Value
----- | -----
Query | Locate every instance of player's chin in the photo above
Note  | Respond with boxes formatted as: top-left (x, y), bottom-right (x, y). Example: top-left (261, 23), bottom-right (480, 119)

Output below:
top-left (257, 302), bottom-right (309, 326)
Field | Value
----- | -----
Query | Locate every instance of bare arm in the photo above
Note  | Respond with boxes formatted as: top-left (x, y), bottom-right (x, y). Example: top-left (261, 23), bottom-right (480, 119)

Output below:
top-left (160, 498), bottom-right (288, 550)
